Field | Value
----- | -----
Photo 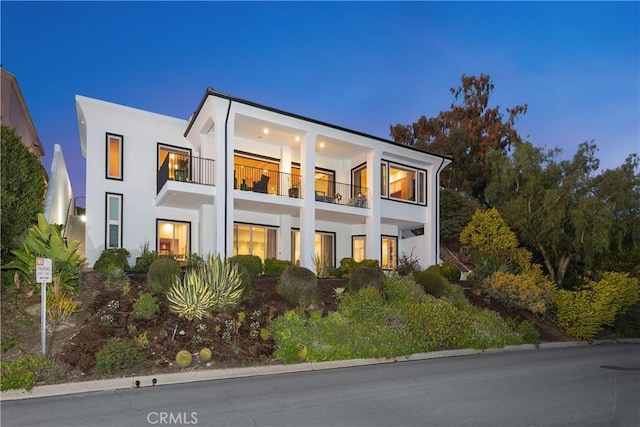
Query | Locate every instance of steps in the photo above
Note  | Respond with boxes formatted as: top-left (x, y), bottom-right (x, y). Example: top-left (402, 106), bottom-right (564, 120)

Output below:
top-left (65, 215), bottom-right (85, 259)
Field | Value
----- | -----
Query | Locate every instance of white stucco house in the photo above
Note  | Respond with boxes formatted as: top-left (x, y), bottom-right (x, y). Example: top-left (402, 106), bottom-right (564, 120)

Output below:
top-left (76, 88), bottom-right (451, 271)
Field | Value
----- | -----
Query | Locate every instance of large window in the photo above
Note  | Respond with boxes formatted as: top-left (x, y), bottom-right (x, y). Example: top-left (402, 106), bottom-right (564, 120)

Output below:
top-left (106, 133), bottom-right (123, 180)
top-left (381, 236), bottom-right (397, 270)
top-left (381, 161), bottom-right (427, 205)
top-left (234, 224), bottom-right (277, 261)
top-left (157, 220), bottom-right (190, 260)
top-left (352, 236), bottom-right (366, 262)
top-left (105, 193), bottom-right (122, 248)
top-left (158, 145), bottom-right (191, 181)
top-left (352, 163), bottom-right (367, 197)
top-left (234, 153), bottom-right (279, 194)
top-left (291, 230), bottom-right (335, 267)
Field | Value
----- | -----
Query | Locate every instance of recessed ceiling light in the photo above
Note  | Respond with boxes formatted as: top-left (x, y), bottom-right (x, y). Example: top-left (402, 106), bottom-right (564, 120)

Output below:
top-left (295, 136), bottom-right (300, 142)
top-left (319, 142), bottom-right (325, 148)
top-left (263, 128), bottom-right (269, 135)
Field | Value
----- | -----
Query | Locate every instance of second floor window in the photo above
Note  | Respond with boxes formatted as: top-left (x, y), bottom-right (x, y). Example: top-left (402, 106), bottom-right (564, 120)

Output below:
top-left (106, 133), bottom-right (123, 180)
top-left (158, 145), bottom-right (191, 181)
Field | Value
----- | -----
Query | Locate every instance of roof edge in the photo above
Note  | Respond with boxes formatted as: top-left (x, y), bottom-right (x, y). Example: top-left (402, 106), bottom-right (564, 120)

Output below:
top-left (184, 87), bottom-right (452, 161)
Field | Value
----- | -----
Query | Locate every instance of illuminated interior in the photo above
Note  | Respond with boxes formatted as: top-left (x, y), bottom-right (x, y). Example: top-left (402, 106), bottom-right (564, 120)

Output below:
top-left (108, 136), bottom-right (121, 178)
top-left (234, 155), bottom-right (279, 193)
top-left (291, 230), bottom-right (334, 267)
top-left (381, 236), bottom-right (397, 269)
top-left (352, 236), bottom-right (365, 262)
top-left (159, 147), bottom-right (190, 180)
top-left (388, 166), bottom-right (416, 201)
top-left (233, 224), bottom-right (277, 261)
top-left (157, 220), bottom-right (189, 260)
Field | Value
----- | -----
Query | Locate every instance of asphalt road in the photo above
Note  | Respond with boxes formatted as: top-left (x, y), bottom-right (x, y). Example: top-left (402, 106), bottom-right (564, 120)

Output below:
top-left (2, 344), bottom-right (638, 427)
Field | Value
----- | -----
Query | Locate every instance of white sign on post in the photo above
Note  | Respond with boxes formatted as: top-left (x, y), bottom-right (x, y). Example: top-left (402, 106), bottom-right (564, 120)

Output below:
top-left (36, 257), bottom-right (52, 355)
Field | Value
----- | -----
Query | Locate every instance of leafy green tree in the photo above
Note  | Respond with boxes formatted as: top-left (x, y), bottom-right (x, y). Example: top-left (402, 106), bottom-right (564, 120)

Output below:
top-left (486, 141), bottom-right (615, 286)
top-left (440, 188), bottom-right (480, 245)
top-left (390, 74), bottom-right (527, 204)
top-left (1, 125), bottom-right (46, 259)
top-left (459, 207), bottom-right (519, 264)
top-left (591, 155), bottom-right (640, 276)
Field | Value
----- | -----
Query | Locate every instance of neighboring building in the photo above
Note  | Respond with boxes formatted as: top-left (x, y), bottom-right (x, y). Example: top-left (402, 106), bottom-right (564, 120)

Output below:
top-left (76, 88), bottom-right (451, 271)
top-left (1, 67), bottom-right (45, 158)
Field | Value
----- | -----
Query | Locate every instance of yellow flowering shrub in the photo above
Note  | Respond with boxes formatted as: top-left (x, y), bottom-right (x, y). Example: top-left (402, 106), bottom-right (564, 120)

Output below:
top-left (554, 272), bottom-right (639, 342)
top-left (484, 271), bottom-right (555, 315)
top-left (46, 293), bottom-right (79, 324)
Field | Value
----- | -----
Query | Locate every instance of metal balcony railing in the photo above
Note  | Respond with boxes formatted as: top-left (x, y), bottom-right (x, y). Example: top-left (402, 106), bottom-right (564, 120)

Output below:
top-left (313, 179), bottom-right (368, 208)
top-left (157, 154), bottom-right (215, 194)
top-left (234, 164), bottom-right (303, 198)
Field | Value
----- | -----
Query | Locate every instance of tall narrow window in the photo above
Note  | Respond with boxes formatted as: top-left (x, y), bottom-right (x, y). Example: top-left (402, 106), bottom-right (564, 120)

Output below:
top-left (380, 162), bottom-right (388, 198)
top-left (106, 193), bottom-right (122, 248)
top-left (157, 220), bottom-right (190, 261)
top-left (291, 230), bottom-right (335, 268)
top-left (233, 224), bottom-right (277, 261)
top-left (352, 236), bottom-right (366, 262)
top-left (106, 133), bottom-right (123, 180)
top-left (381, 236), bottom-right (397, 270)
top-left (418, 170), bottom-right (427, 205)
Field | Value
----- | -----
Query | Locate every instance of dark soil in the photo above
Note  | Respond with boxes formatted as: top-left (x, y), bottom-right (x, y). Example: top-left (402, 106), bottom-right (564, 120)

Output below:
top-left (1, 272), bottom-right (575, 386)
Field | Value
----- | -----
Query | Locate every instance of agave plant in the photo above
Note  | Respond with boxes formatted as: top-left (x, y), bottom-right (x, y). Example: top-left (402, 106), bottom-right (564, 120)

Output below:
top-left (166, 269), bottom-right (215, 321)
top-left (166, 254), bottom-right (243, 321)
top-left (199, 254), bottom-right (243, 312)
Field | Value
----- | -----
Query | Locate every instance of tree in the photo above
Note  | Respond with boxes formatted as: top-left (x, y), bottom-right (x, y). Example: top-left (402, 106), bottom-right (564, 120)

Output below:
top-left (439, 188), bottom-right (480, 245)
top-left (390, 74), bottom-right (527, 204)
top-left (486, 141), bottom-right (613, 286)
top-left (591, 154), bottom-right (640, 276)
top-left (1, 125), bottom-right (46, 259)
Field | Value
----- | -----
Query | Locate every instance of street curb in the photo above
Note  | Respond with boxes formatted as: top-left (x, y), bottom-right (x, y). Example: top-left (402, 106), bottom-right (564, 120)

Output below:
top-left (2, 339), bottom-right (638, 401)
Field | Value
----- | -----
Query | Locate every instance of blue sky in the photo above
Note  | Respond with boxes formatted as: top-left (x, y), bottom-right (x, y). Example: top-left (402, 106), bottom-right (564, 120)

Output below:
top-left (2, 1), bottom-right (638, 198)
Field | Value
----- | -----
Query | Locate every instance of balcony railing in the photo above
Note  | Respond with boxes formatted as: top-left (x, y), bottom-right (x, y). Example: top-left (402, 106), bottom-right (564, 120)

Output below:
top-left (234, 164), bottom-right (303, 198)
top-left (157, 154), bottom-right (215, 194)
top-left (314, 179), bottom-right (368, 208)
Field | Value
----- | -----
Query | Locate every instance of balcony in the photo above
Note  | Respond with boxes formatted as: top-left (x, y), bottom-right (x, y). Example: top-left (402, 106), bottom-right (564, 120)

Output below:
top-left (234, 164), bottom-right (303, 198)
top-left (156, 154), bottom-right (216, 208)
top-left (314, 179), bottom-right (369, 208)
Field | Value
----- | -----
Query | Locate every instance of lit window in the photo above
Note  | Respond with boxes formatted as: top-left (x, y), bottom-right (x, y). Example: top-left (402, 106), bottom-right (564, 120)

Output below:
top-left (381, 236), bottom-right (397, 270)
top-left (352, 236), bottom-right (366, 262)
top-left (158, 145), bottom-right (191, 181)
top-left (106, 133), bottom-right (123, 180)
top-left (291, 230), bottom-right (335, 268)
top-left (157, 220), bottom-right (190, 261)
top-left (234, 224), bottom-right (277, 261)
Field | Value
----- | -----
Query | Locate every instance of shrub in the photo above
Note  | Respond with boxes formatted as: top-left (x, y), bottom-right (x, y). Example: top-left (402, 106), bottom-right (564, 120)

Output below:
top-left (3, 214), bottom-right (85, 296)
top-left (413, 270), bottom-right (446, 297)
top-left (107, 268), bottom-right (130, 293)
top-left (484, 271), bottom-right (555, 315)
top-left (147, 257), bottom-right (181, 292)
top-left (312, 253), bottom-right (330, 278)
top-left (229, 255), bottom-right (262, 280)
top-left (235, 263), bottom-right (252, 301)
top-left (397, 249), bottom-right (421, 277)
top-left (507, 319), bottom-right (540, 345)
top-left (460, 208), bottom-right (518, 263)
top-left (46, 292), bottom-right (79, 324)
top-left (185, 252), bottom-right (204, 271)
top-left (264, 258), bottom-right (292, 276)
top-left (132, 292), bottom-right (160, 319)
top-left (347, 267), bottom-right (384, 293)
top-left (338, 257), bottom-right (358, 276)
top-left (359, 259), bottom-right (381, 270)
top-left (277, 266), bottom-right (319, 308)
top-left (554, 272), bottom-right (640, 342)
top-left (166, 254), bottom-right (243, 320)
top-left (0, 355), bottom-right (51, 391)
top-left (93, 248), bottom-right (130, 273)
top-left (440, 262), bottom-right (461, 282)
top-left (383, 275), bottom-right (427, 305)
top-left (94, 338), bottom-right (144, 374)
top-left (132, 250), bottom-right (159, 273)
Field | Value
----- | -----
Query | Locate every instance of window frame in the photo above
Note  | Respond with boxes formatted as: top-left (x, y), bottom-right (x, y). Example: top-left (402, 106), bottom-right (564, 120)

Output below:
top-left (380, 160), bottom-right (428, 206)
top-left (157, 143), bottom-right (192, 181)
top-left (381, 235), bottom-right (398, 270)
top-left (291, 229), bottom-right (336, 268)
top-left (105, 192), bottom-right (123, 249)
top-left (233, 222), bottom-right (278, 261)
top-left (156, 218), bottom-right (191, 261)
top-left (105, 133), bottom-right (123, 180)
top-left (351, 235), bottom-right (366, 263)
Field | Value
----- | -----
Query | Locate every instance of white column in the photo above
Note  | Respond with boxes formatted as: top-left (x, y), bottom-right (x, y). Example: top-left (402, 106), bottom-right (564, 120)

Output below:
top-left (365, 149), bottom-right (381, 263)
top-left (279, 214), bottom-right (292, 261)
top-left (299, 132), bottom-right (317, 270)
top-left (199, 204), bottom-right (215, 257)
top-left (211, 101), bottom-right (233, 257)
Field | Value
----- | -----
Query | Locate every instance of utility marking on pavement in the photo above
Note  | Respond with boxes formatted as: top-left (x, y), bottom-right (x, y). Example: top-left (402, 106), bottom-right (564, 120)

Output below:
top-left (600, 365), bottom-right (640, 371)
